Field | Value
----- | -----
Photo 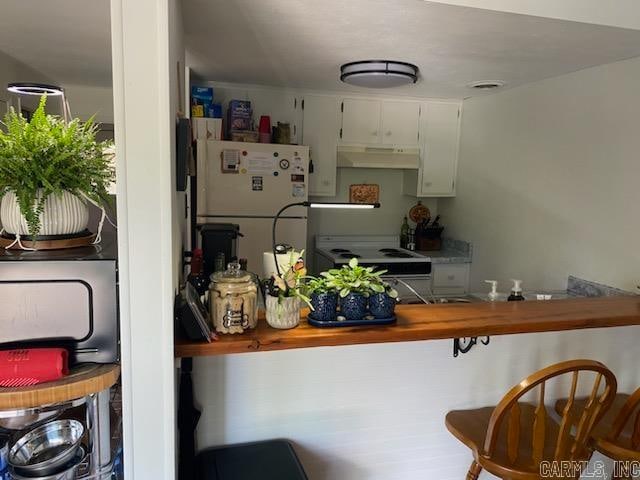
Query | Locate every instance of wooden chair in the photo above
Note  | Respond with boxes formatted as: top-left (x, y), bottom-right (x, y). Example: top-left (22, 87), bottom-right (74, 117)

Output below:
top-left (445, 360), bottom-right (617, 480)
top-left (555, 387), bottom-right (640, 479)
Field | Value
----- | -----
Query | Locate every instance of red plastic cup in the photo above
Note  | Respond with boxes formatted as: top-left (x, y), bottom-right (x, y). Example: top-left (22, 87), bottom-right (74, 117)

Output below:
top-left (258, 115), bottom-right (271, 133)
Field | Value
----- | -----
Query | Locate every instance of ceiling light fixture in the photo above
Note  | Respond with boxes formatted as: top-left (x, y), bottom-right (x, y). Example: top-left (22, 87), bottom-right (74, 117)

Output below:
top-left (7, 82), bottom-right (64, 96)
top-left (467, 80), bottom-right (505, 90)
top-left (7, 82), bottom-right (72, 123)
top-left (340, 60), bottom-right (419, 88)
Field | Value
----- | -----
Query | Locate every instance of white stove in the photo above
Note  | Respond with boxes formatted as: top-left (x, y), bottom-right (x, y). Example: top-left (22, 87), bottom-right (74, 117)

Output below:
top-left (315, 235), bottom-right (431, 277)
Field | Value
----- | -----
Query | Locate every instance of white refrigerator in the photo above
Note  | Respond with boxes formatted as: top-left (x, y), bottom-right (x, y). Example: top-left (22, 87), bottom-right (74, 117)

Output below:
top-left (196, 140), bottom-right (309, 275)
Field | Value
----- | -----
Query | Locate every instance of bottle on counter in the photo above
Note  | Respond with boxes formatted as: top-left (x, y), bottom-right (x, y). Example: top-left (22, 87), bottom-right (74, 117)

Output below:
top-left (187, 248), bottom-right (209, 296)
top-left (400, 216), bottom-right (410, 249)
top-left (485, 280), bottom-right (500, 301)
top-left (508, 279), bottom-right (525, 301)
top-left (406, 228), bottom-right (416, 251)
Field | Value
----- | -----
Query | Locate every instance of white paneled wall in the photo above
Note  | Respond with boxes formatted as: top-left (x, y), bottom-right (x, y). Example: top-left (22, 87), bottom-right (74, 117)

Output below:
top-left (194, 325), bottom-right (640, 480)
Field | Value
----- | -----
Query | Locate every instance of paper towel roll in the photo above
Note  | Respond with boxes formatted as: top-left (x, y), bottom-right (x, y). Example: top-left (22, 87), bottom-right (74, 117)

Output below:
top-left (262, 250), bottom-right (302, 278)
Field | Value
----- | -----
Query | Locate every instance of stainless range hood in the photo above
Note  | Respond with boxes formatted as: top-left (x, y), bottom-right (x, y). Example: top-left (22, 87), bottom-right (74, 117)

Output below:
top-left (336, 145), bottom-right (420, 169)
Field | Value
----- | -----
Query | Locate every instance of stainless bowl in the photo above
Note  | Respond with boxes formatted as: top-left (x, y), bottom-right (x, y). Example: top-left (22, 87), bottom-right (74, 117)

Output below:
top-left (9, 419), bottom-right (84, 476)
top-left (0, 410), bottom-right (61, 431)
top-left (10, 445), bottom-right (85, 480)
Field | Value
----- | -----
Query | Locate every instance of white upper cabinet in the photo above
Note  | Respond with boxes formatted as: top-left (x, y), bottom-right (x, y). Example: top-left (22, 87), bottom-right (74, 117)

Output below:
top-left (302, 95), bottom-right (341, 197)
top-left (211, 85), bottom-right (301, 143)
top-left (340, 98), bottom-right (381, 144)
top-left (248, 89), bottom-right (300, 143)
top-left (419, 102), bottom-right (460, 196)
top-left (340, 97), bottom-right (421, 146)
top-left (380, 100), bottom-right (420, 146)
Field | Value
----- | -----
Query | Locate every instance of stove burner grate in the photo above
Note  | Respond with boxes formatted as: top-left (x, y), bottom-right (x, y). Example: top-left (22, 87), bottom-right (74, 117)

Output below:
top-left (385, 252), bottom-right (413, 258)
top-left (340, 253), bottom-right (361, 259)
top-left (331, 248), bottom-right (350, 253)
top-left (379, 248), bottom-right (400, 253)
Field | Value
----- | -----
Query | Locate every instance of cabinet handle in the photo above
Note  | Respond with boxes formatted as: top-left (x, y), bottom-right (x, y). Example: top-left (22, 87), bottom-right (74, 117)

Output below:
top-left (385, 131), bottom-right (392, 136)
top-left (424, 181), bottom-right (433, 187)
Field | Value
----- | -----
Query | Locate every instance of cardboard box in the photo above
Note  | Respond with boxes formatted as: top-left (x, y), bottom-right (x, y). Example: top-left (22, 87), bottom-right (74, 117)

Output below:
top-left (192, 118), bottom-right (223, 141)
top-left (191, 86), bottom-right (214, 118)
top-left (226, 99), bottom-right (252, 133)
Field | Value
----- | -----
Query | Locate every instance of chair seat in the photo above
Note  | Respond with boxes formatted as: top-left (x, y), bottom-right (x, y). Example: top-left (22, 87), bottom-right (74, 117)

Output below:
top-left (555, 393), bottom-right (640, 461)
top-left (446, 404), bottom-right (565, 478)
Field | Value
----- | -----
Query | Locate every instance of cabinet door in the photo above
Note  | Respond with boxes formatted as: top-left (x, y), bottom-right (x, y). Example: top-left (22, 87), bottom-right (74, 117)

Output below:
top-left (381, 100), bottom-right (420, 145)
top-left (431, 264), bottom-right (469, 295)
top-left (340, 98), bottom-right (381, 144)
top-left (419, 102), bottom-right (460, 197)
top-left (302, 95), bottom-right (341, 197)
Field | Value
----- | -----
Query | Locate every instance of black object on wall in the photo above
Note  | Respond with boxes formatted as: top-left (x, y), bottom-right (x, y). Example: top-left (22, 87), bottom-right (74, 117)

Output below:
top-left (176, 118), bottom-right (191, 191)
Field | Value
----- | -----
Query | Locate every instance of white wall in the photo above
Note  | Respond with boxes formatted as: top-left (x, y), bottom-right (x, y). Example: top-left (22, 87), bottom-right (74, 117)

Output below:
top-left (0, 50), bottom-right (55, 114)
top-left (439, 55), bottom-right (640, 292)
top-left (426, 0), bottom-right (640, 30)
top-left (194, 325), bottom-right (640, 480)
top-left (308, 167), bottom-right (436, 267)
top-left (63, 84), bottom-right (114, 123)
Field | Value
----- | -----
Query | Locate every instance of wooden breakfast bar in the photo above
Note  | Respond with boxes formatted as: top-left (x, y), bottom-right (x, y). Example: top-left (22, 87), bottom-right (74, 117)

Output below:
top-left (175, 296), bottom-right (640, 357)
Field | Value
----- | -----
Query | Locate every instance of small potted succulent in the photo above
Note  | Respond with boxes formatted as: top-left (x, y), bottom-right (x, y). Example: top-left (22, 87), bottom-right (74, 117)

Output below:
top-left (0, 96), bottom-right (114, 246)
top-left (368, 281), bottom-right (399, 319)
top-left (305, 276), bottom-right (338, 322)
top-left (263, 250), bottom-right (311, 329)
top-left (321, 258), bottom-right (393, 320)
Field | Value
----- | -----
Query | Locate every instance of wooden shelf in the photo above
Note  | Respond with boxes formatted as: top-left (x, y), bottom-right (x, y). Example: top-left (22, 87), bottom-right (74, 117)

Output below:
top-left (175, 296), bottom-right (640, 358)
top-left (0, 364), bottom-right (120, 410)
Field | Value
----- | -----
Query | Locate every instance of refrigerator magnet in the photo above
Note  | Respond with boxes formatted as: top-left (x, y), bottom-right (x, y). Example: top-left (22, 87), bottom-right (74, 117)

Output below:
top-left (292, 183), bottom-right (305, 198)
top-left (221, 149), bottom-right (241, 173)
top-left (291, 174), bottom-right (304, 182)
top-left (251, 176), bottom-right (263, 191)
top-left (279, 158), bottom-right (290, 170)
top-left (292, 156), bottom-right (304, 172)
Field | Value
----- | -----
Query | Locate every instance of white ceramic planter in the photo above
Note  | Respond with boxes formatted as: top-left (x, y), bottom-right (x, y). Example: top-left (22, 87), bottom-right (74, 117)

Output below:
top-left (0, 190), bottom-right (89, 236)
top-left (265, 296), bottom-right (301, 329)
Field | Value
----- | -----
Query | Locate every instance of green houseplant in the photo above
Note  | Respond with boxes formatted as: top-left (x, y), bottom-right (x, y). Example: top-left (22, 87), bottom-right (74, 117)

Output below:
top-left (0, 96), bottom-right (114, 243)
top-left (321, 258), bottom-right (398, 320)
top-left (263, 249), bottom-right (312, 329)
top-left (305, 275), bottom-right (339, 322)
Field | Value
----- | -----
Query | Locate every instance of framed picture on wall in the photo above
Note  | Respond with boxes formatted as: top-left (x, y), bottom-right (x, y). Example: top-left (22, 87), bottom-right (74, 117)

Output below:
top-left (349, 184), bottom-right (380, 204)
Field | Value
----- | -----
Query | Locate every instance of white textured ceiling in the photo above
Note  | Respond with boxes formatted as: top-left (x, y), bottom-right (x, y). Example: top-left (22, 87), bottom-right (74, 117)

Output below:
top-left (0, 0), bottom-right (111, 87)
top-left (184, 0), bottom-right (640, 98)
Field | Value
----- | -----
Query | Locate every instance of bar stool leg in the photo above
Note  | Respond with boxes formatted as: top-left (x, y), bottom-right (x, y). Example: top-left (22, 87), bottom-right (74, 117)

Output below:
top-left (466, 460), bottom-right (482, 480)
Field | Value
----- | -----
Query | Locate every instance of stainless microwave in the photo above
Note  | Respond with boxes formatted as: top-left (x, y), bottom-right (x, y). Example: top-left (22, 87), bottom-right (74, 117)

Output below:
top-left (0, 233), bottom-right (119, 364)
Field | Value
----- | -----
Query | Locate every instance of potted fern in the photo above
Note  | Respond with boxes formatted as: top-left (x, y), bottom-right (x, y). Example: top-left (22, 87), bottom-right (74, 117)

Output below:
top-left (0, 96), bottom-right (114, 246)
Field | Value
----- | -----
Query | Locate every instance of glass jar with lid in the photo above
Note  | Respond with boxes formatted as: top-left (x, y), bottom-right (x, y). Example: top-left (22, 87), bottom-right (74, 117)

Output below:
top-left (209, 262), bottom-right (258, 334)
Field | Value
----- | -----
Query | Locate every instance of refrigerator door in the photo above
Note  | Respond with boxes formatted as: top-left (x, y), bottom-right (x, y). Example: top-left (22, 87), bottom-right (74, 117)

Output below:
top-left (197, 140), bottom-right (309, 221)
top-left (212, 217), bottom-right (307, 277)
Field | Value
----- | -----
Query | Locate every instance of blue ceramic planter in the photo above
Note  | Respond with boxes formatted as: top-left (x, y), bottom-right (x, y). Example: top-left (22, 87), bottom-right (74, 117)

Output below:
top-left (310, 292), bottom-right (338, 322)
top-left (339, 293), bottom-right (368, 320)
top-left (368, 293), bottom-right (396, 318)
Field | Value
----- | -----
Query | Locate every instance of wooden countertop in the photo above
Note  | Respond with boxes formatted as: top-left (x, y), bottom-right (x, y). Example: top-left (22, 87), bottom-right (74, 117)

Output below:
top-left (175, 296), bottom-right (640, 358)
top-left (0, 364), bottom-right (120, 410)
